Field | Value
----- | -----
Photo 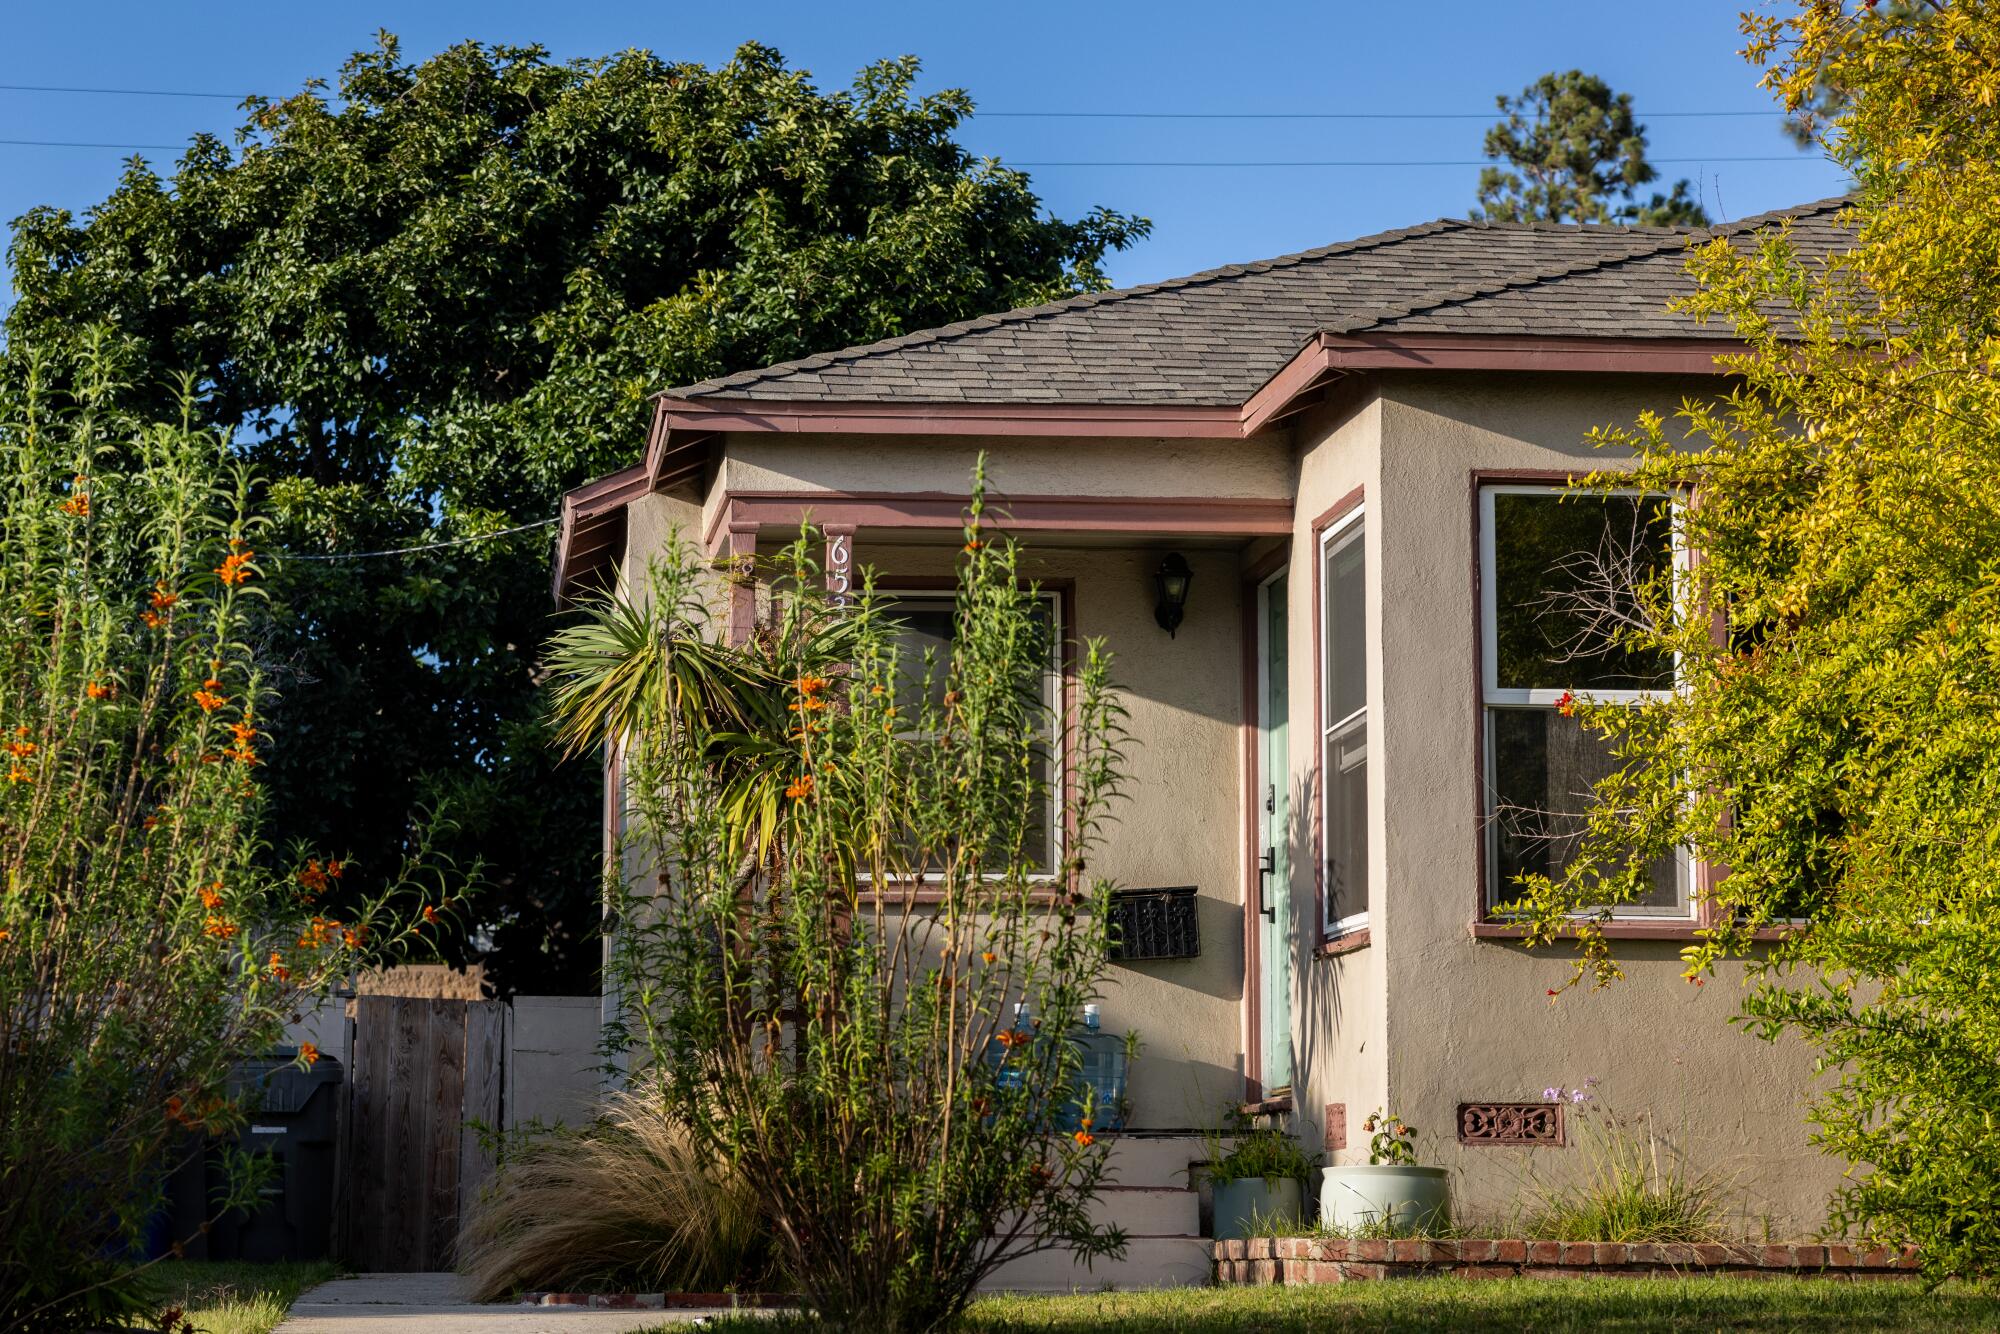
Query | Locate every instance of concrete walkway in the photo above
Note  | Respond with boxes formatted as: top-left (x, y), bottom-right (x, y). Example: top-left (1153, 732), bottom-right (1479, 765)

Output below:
top-left (275, 1274), bottom-right (740, 1332)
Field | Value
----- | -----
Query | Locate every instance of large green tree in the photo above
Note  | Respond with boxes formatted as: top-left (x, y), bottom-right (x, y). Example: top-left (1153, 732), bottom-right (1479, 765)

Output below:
top-left (1513, 0), bottom-right (2000, 1279)
top-left (1475, 70), bottom-right (1710, 226)
top-left (1, 35), bottom-right (1147, 994)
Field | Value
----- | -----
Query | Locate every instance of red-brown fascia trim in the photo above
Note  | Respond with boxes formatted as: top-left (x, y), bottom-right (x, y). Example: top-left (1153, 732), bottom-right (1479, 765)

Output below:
top-left (1241, 332), bottom-right (1740, 435)
top-left (704, 490), bottom-right (1293, 550)
top-left (655, 395), bottom-right (1244, 441)
top-left (551, 463), bottom-right (649, 605)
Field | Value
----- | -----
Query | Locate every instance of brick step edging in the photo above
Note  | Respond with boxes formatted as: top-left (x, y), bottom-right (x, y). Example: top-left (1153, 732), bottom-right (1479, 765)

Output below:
top-left (1213, 1238), bottom-right (1921, 1284)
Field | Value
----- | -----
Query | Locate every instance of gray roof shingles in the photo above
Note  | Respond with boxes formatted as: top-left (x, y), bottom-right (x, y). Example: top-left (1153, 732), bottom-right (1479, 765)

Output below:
top-left (668, 198), bottom-right (1851, 408)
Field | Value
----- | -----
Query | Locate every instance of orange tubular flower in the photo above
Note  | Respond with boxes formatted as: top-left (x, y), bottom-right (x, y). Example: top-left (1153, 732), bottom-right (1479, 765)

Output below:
top-left (7, 766), bottom-right (30, 785)
top-left (217, 547), bottom-right (256, 586)
top-left (60, 479), bottom-right (90, 517)
top-left (326, 859), bottom-right (344, 880)
top-left (149, 583), bottom-right (179, 611)
top-left (1073, 1130), bottom-right (1095, 1148)
top-left (981, 951), bottom-right (997, 965)
top-left (298, 1042), bottom-right (320, 1067)
top-left (785, 774), bottom-right (815, 800)
top-left (422, 905), bottom-right (440, 924)
top-left (298, 860), bottom-right (329, 896)
top-left (85, 681), bottom-right (113, 700)
top-left (193, 688), bottom-right (226, 713)
top-left (203, 915), bottom-right (238, 940)
top-left (198, 883), bottom-right (224, 910)
top-left (268, 951), bottom-right (290, 981)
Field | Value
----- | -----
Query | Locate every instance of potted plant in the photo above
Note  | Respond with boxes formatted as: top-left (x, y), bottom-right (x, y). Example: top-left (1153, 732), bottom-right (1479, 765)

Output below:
top-left (1201, 1111), bottom-right (1320, 1240)
top-left (1320, 1109), bottom-right (1451, 1231)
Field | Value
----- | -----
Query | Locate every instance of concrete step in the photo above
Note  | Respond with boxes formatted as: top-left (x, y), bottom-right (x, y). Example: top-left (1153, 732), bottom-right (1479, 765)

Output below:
top-left (1003, 1186), bottom-right (1199, 1239)
top-left (980, 1236), bottom-right (1213, 1293)
top-left (1092, 1186), bottom-right (1199, 1236)
top-left (1096, 1133), bottom-right (1212, 1189)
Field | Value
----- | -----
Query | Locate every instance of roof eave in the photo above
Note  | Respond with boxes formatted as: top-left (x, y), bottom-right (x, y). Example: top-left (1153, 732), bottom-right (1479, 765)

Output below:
top-left (557, 331), bottom-right (1751, 603)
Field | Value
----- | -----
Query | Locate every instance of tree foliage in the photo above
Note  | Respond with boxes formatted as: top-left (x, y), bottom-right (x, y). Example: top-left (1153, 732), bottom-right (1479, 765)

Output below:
top-left (1510, 0), bottom-right (2000, 1279)
top-left (544, 478), bottom-right (1132, 1331)
top-left (0, 340), bottom-right (453, 1331)
top-left (0, 34), bottom-right (1148, 995)
top-left (1476, 70), bottom-right (1710, 227)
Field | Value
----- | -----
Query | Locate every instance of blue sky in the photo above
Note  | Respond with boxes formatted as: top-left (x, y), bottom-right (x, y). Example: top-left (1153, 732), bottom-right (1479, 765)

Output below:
top-left (1, 1), bottom-right (1848, 292)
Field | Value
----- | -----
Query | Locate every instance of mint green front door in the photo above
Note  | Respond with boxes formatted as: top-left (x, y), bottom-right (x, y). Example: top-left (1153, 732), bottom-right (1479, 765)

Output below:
top-left (1258, 572), bottom-right (1293, 1093)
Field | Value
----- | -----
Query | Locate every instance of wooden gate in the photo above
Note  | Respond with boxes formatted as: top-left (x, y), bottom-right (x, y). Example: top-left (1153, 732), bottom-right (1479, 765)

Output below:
top-left (335, 997), bottom-right (504, 1271)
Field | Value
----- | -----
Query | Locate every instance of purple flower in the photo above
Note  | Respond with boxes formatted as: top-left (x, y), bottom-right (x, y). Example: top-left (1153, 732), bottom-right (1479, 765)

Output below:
top-left (1543, 1086), bottom-right (1561, 1102)
top-left (1571, 1089), bottom-right (1589, 1104)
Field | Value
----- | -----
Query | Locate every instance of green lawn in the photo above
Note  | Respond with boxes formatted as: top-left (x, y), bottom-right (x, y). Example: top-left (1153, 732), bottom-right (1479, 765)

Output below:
top-left (141, 1260), bottom-right (340, 1334)
top-left (698, 1278), bottom-right (2000, 1333)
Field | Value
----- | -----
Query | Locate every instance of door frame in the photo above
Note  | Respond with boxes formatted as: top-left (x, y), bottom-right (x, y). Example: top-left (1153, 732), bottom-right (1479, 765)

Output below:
top-left (1239, 547), bottom-right (1291, 1104)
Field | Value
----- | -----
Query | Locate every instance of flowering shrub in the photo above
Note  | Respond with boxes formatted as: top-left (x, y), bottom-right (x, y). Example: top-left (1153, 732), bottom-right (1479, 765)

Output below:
top-left (1508, 3), bottom-right (2000, 1278)
top-left (547, 468), bottom-right (1131, 1331)
top-left (0, 346), bottom-right (456, 1332)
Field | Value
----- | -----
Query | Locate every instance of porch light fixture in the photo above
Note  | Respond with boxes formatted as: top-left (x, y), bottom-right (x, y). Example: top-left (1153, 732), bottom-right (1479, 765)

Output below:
top-left (1153, 552), bottom-right (1193, 638)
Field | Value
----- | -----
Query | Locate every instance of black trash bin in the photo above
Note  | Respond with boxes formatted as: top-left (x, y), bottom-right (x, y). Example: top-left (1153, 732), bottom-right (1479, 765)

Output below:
top-left (164, 1049), bottom-right (343, 1261)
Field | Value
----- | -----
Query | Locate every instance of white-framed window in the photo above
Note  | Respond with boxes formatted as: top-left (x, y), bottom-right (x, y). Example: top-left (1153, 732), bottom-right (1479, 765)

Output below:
top-left (880, 590), bottom-right (1063, 875)
top-left (1320, 509), bottom-right (1368, 934)
top-left (1478, 484), bottom-right (1692, 919)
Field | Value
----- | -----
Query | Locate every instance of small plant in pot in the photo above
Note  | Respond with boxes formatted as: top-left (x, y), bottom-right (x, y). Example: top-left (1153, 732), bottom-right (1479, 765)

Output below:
top-left (1201, 1111), bottom-right (1320, 1240)
top-left (1320, 1109), bottom-right (1452, 1232)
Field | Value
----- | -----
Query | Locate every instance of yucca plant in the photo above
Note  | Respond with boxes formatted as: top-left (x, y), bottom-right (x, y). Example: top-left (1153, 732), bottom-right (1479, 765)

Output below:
top-left (545, 465), bottom-right (1132, 1332)
top-left (0, 336), bottom-right (459, 1332)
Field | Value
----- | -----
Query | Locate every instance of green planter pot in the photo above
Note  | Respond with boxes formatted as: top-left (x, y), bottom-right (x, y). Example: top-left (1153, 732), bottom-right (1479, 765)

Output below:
top-left (1211, 1177), bottom-right (1303, 1240)
top-left (1319, 1165), bottom-right (1451, 1231)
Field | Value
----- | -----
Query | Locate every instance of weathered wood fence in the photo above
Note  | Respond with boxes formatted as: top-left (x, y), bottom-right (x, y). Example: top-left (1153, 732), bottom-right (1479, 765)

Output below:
top-left (334, 997), bottom-right (504, 1271)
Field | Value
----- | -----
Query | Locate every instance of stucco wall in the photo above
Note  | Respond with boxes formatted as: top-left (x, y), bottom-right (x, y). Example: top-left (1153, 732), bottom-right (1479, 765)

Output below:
top-left (1284, 392), bottom-right (1389, 1158)
top-left (1370, 372), bottom-right (1841, 1234)
top-left (716, 433), bottom-right (1294, 517)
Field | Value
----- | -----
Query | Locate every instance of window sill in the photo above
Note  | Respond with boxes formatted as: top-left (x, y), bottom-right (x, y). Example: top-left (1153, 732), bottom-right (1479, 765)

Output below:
top-left (1469, 920), bottom-right (1798, 943)
top-left (1315, 927), bottom-right (1372, 957)
top-left (1241, 1095), bottom-right (1293, 1117)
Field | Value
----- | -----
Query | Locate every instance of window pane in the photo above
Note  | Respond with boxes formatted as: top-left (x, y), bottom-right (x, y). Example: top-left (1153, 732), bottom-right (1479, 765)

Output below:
top-left (1492, 492), bottom-right (1673, 691)
top-left (1324, 525), bottom-right (1365, 723)
top-left (1325, 712), bottom-right (1367, 926)
top-left (1486, 707), bottom-right (1683, 913)
top-left (886, 595), bottom-right (1057, 873)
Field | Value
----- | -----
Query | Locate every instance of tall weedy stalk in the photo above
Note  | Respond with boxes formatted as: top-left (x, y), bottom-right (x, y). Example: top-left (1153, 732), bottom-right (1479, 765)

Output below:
top-left (0, 336), bottom-right (458, 1333)
top-left (547, 467), bottom-right (1131, 1331)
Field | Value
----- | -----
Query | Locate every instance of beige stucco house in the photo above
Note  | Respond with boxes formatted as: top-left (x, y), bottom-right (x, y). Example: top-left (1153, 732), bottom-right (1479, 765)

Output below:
top-left (555, 196), bottom-right (1849, 1283)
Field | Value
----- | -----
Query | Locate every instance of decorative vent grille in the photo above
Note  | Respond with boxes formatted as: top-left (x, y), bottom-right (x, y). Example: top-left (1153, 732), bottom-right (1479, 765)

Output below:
top-left (1108, 887), bottom-right (1200, 961)
top-left (1457, 1102), bottom-right (1565, 1146)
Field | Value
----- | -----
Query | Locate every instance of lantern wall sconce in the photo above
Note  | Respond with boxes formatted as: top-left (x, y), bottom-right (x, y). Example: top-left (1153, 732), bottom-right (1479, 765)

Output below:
top-left (1154, 552), bottom-right (1193, 638)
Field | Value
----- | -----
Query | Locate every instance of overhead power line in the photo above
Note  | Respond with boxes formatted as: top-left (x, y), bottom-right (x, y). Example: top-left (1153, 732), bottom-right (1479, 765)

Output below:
top-left (284, 516), bottom-right (557, 562)
top-left (0, 81), bottom-right (245, 99)
top-left (0, 138), bottom-right (189, 151)
top-left (0, 81), bottom-right (1784, 120)
top-left (1011, 156), bottom-right (1814, 168)
top-left (979, 109), bottom-right (1781, 120)
top-left (0, 137), bottom-right (1824, 168)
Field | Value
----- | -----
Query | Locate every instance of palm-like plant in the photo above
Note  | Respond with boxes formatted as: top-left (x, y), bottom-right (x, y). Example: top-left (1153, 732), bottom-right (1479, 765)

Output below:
top-left (544, 528), bottom-right (861, 863)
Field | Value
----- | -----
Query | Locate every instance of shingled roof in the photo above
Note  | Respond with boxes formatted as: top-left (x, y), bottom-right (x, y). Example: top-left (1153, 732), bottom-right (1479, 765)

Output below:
top-left (667, 196), bottom-right (1850, 408)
